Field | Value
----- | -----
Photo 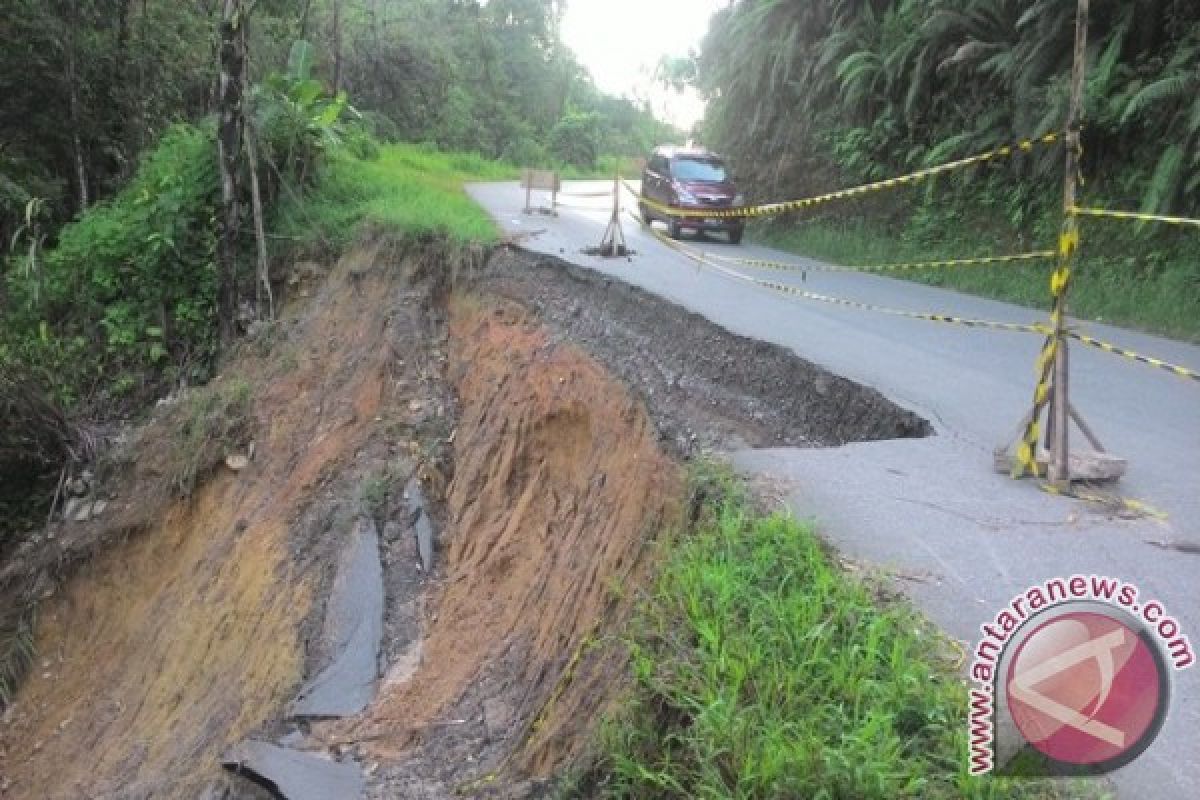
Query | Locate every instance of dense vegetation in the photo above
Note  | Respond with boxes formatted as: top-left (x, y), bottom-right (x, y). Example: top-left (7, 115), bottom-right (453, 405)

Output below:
top-left (0, 0), bottom-right (672, 246)
top-left (589, 467), bottom-right (1093, 799)
top-left (0, 0), bottom-right (673, 548)
top-left (691, 0), bottom-right (1200, 338)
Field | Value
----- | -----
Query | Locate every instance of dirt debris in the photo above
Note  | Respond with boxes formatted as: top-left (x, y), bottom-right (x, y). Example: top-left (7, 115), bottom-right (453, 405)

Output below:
top-left (476, 248), bottom-right (931, 454)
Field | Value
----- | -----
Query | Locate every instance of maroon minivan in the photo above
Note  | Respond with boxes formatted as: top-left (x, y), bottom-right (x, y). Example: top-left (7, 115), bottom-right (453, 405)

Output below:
top-left (639, 146), bottom-right (745, 243)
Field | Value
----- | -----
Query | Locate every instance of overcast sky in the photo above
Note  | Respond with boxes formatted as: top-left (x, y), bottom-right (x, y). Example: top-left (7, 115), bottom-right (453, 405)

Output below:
top-left (560, 0), bottom-right (727, 130)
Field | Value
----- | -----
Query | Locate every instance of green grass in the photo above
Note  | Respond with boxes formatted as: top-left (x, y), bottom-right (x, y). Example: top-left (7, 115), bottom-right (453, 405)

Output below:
top-left (274, 142), bottom-right (518, 248)
top-left (273, 143), bottom-right (646, 251)
top-left (756, 217), bottom-right (1200, 342)
top-left (590, 465), bottom-right (1096, 799)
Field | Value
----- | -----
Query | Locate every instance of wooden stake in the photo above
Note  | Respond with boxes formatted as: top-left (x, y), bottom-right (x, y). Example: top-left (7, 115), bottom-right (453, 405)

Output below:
top-left (1069, 403), bottom-right (1106, 453)
top-left (594, 171), bottom-right (627, 257)
top-left (1050, 0), bottom-right (1089, 486)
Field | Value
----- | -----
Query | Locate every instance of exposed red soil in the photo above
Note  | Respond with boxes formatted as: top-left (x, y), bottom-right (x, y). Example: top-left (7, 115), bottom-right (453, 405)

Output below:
top-left (342, 293), bottom-right (682, 785)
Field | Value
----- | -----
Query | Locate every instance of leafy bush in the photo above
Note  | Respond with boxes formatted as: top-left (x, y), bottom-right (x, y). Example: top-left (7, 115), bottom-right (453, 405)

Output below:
top-left (252, 40), bottom-right (351, 188)
top-left (4, 124), bottom-right (221, 405)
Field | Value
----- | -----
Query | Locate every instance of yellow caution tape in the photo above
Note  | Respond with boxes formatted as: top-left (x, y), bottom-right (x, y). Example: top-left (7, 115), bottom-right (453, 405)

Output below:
top-left (627, 133), bottom-right (1061, 220)
top-left (1070, 206), bottom-right (1200, 229)
top-left (558, 190), bottom-right (615, 199)
top-left (641, 215), bottom-right (1200, 387)
top-left (555, 199), bottom-right (608, 210)
top-left (1058, 228), bottom-right (1080, 258)
top-left (1011, 337), bottom-right (1060, 481)
top-left (652, 228), bottom-right (1046, 334)
top-left (701, 249), bottom-right (1056, 275)
top-left (1066, 331), bottom-right (1200, 382)
top-left (1012, 226), bottom-right (1078, 480)
top-left (1039, 482), bottom-right (1169, 521)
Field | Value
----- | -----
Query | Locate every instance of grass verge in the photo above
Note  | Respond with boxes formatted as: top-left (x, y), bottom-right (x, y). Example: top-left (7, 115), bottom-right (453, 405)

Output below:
top-left (756, 218), bottom-right (1200, 343)
top-left (274, 142), bottom-right (516, 249)
top-left (586, 465), bottom-right (1097, 799)
top-left (273, 143), bottom-right (644, 252)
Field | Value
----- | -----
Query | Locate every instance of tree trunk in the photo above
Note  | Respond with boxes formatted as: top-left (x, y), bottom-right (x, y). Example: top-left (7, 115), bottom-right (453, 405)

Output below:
top-left (331, 0), bottom-right (343, 95)
top-left (245, 127), bottom-right (273, 321)
top-left (202, 0), bottom-right (222, 113)
top-left (65, 0), bottom-right (89, 211)
top-left (217, 0), bottom-right (245, 345)
top-left (299, 0), bottom-right (313, 40)
top-left (109, 0), bottom-right (132, 179)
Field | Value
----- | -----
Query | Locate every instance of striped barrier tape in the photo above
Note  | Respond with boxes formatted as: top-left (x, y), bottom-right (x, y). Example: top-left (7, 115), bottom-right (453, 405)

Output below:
top-left (1070, 206), bottom-right (1200, 230)
top-left (558, 189), bottom-right (616, 198)
top-left (639, 213), bottom-right (1200, 386)
top-left (700, 248), bottom-right (1057, 275)
top-left (652, 227), bottom-right (1046, 335)
top-left (626, 133), bottom-right (1061, 220)
top-left (651, 240), bottom-right (1175, 517)
top-left (1039, 482), bottom-right (1168, 521)
top-left (1013, 228), bottom-right (1077, 479)
top-left (1066, 331), bottom-right (1200, 383)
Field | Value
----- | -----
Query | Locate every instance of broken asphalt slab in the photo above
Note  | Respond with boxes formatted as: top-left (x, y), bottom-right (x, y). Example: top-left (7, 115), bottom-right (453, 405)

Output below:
top-left (405, 475), bottom-right (436, 573)
top-left (222, 741), bottom-right (364, 800)
top-left (291, 516), bottom-right (384, 718)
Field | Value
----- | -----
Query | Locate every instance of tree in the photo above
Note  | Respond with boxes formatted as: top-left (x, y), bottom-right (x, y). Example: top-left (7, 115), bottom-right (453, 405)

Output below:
top-left (217, 0), bottom-right (246, 344)
top-left (548, 111), bottom-right (603, 169)
top-left (694, 0), bottom-right (1200, 216)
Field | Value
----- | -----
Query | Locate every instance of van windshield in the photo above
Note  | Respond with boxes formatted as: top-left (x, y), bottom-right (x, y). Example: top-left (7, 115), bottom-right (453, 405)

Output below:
top-left (671, 158), bottom-right (727, 182)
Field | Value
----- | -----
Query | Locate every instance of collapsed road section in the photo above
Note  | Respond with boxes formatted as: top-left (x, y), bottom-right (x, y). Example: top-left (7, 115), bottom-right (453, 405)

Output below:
top-left (0, 237), bottom-right (929, 799)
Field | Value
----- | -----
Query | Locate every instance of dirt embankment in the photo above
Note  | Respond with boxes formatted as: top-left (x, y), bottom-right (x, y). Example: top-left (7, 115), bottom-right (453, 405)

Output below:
top-left (0, 240), bottom-right (928, 799)
top-left (475, 249), bottom-right (931, 453)
top-left (321, 294), bottom-right (681, 796)
top-left (0, 237), bottom-right (457, 799)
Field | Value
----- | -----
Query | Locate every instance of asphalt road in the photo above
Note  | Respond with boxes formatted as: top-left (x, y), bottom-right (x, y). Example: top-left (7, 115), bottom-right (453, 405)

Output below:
top-left (468, 180), bottom-right (1200, 798)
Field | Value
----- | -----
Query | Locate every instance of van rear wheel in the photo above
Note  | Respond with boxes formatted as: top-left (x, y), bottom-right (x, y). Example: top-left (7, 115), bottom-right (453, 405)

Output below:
top-left (637, 202), bottom-right (650, 225)
top-left (729, 226), bottom-right (744, 245)
top-left (667, 218), bottom-right (682, 239)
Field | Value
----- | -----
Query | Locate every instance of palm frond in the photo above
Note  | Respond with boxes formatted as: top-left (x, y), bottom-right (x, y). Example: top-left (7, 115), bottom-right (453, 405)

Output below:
top-left (1121, 73), bottom-right (1195, 125)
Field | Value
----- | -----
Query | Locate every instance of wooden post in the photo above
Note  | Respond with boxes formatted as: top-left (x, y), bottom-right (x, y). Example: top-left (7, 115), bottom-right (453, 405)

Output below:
top-left (520, 169), bottom-right (561, 215)
top-left (1050, 0), bottom-right (1089, 486)
top-left (593, 170), bottom-right (627, 257)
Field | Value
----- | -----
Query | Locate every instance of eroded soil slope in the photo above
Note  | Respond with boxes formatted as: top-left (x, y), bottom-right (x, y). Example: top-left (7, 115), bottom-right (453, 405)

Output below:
top-left (333, 294), bottom-right (682, 796)
top-left (0, 239), bottom-right (447, 799)
top-left (0, 242), bottom-right (928, 799)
